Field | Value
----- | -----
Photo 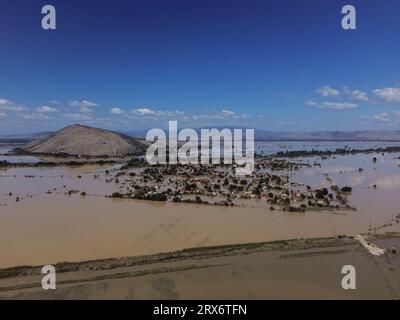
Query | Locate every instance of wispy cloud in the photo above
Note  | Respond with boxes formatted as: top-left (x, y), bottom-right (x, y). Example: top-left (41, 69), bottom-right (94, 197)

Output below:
top-left (316, 86), bottom-right (340, 97)
top-left (373, 112), bottom-right (390, 122)
top-left (70, 100), bottom-right (98, 108)
top-left (0, 105), bottom-right (28, 112)
top-left (309, 85), bottom-right (376, 108)
top-left (20, 113), bottom-right (51, 120)
top-left (106, 106), bottom-right (252, 128)
top-left (110, 107), bottom-right (125, 115)
top-left (0, 98), bottom-right (29, 112)
top-left (222, 109), bottom-right (236, 115)
top-left (349, 90), bottom-right (369, 102)
top-left (36, 106), bottom-right (58, 113)
top-left (69, 100), bottom-right (99, 114)
top-left (341, 87), bottom-right (369, 101)
top-left (361, 111), bottom-right (400, 125)
top-left (306, 100), bottom-right (357, 110)
top-left (0, 99), bottom-right (14, 107)
top-left (305, 99), bottom-right (318, 107)
top-left (131, 108), bottom-right (156, 116)
top-left (320, 102), bottom-right (357, 110)
top-left (372, 87), bottom-right (400, 103)
top-left (79, 106), bottom-right (95, 113)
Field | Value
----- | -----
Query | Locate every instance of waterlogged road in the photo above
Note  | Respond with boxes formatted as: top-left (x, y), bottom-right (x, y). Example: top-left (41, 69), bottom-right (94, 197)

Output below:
top-left (356, 235), bottom-right (386, 256)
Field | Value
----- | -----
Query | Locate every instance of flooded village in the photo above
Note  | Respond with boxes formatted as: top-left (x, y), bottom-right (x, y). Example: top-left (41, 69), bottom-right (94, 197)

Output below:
top-left (2, 0), bottom-right (400, 301)
top-left (1, 125), bottom-right (400, 299)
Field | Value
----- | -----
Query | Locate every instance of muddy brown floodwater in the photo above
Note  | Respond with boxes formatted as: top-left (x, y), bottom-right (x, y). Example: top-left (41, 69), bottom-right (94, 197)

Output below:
top-left (1, 151), bottom-right (400, 268)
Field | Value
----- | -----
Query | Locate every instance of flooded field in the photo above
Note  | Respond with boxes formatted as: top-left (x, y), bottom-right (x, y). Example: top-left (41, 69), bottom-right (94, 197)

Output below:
top-left (1, 142), bottom-right (400, 268)
top-left (2, 237), bottom-right (399, 299)
top-left (285, 152), bottom-right (400, 228)
top-left (255, 140), bottom-right (400, 155)
top-left (0, 146), bottom-right (41, 164)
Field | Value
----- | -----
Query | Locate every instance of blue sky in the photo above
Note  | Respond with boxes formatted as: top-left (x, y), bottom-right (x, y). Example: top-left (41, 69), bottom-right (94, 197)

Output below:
top-left (0, 0), bottom-right (400, 134)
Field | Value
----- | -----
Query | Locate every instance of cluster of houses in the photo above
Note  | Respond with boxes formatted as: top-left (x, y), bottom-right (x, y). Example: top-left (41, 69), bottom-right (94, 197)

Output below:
top-left (109, 158), bottom-right (354, 212)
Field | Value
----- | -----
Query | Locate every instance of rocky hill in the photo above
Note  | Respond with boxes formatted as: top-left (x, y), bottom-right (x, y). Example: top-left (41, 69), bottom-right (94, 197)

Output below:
top-left (19, 124), bottom-right (147, 157)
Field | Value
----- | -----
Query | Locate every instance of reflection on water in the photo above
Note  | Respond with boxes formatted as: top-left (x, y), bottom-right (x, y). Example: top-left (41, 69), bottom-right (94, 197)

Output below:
top-left (291, 153), bottom-right (400, 224)
top-left (0, 146), bottom-right (41, 164)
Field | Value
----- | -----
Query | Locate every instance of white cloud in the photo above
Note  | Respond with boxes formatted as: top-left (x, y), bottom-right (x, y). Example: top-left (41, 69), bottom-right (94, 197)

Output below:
top-left (0, 112), bottom-right (7, 118)
top-left (69, 100), bottom-right (98, 114)
top-left (278, 121), bottom-right (296, 126)
top-left (316, 86), bottom-right (340, 97)
top-left (70, 100), bottom-right (98, 108)
top-left (107, 106), bottom-right (251, 127)
top-left (306, 100), bottom-right (357, 110)
top-left (373, 87), bottom-right (400, 103)
top-left (63, 113), bottom-right (91, 121)
top-left (21, 113), bottom-right (51, 120)
top-left (36, 106), bottom-right (58, 113)
top-left (350, 90), bottom-right (368, 101)
top-left (110, 107), bottom-right (125, 115)
top-left (305, 99), bottom-right (318, 107)
top-left (0, 98), bottom-right (14, 107)
top-left (78, 106), bottom-right (95, 113)
top-left (319, 102), bottom-right (357, 110)
top-left (131, 108), bottom-right (156, 115)
top-left (342, 87), bottom-right (368, 102)
top-left (308, 86), bottom-right (370, 110)
top-left (0, 98), bottom-right (29, 112)
top-left (127, 108), bottom-right (189, 122)
top-left (373, 112), bottom-right (390, 122)
top-left (0, 105), bottom-right (28, 112)
top-left (222, 109), bottom-right (235, 115)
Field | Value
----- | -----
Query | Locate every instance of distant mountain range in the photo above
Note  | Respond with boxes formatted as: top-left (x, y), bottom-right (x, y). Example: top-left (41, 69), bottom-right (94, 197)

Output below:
top-left (0, 131), bottom-right (51, 140)
top-left (252, 130), bottom-right (400, 141)
top-left (2, 126), bottom-right (400, 143)
top-left (125, 128), bottom-right (400, 141)
top-left (0, 131), bottom-right (51, 143)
